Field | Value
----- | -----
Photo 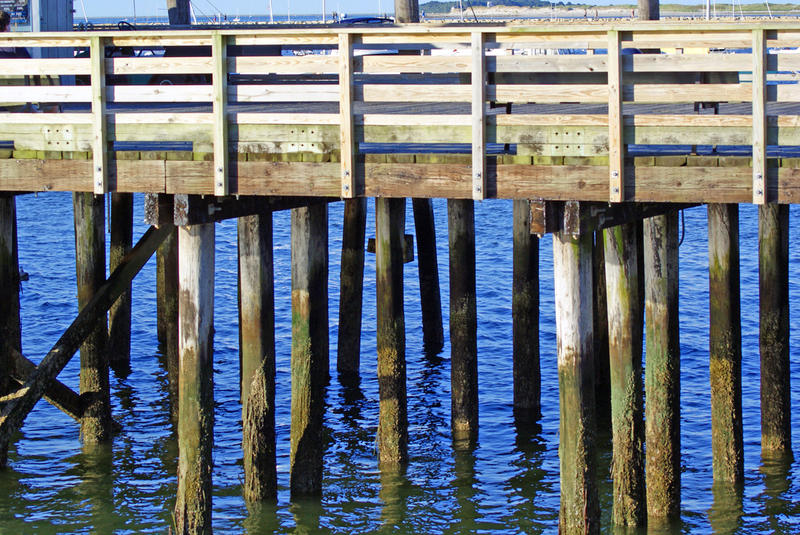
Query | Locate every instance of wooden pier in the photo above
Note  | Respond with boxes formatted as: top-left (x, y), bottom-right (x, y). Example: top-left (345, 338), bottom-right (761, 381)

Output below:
top-left (0, 21), bottom-right (796, 532)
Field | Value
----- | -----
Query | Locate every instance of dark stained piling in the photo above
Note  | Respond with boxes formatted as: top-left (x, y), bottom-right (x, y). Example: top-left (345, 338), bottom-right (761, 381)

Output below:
top-left (758, 204), bottom-right (791, 457)
top-left (707, 203), bottom-right (744, 484)
top-left (412, 198), bottom-right (444, 354)
top-left (552, 228), bottom-right (599, 534)
top-left (337, 198), bottom-right (367, 377)
top-left (290, 204), bottom-right (329, 495)
top-left (592, 233), bottom-right (611, 422)
top-left (239, 213), bottom-right (277, 502)
top-left (157, 227), bottom-right (179, 421)
top-left (375, 197), bottom-right (408, 464)
top-left (174, 223), bottom-right (215, 534)
top-left (644, 212), bottom-right (681, 521)
top-left (603, 222), bottom-right (645, 527)
top-left (72, 192), bottom-right (112, 444)
top-left (512, 200), bottom-right (540, 421)
top-left (448, 199), bottom-right (478, 443)
top-left (0, 195), bottom-right (21, 465)
top-left (108, 192), bottom-right (133, 374)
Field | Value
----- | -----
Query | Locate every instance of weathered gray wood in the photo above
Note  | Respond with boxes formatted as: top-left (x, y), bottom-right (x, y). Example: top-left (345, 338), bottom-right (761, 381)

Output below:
top-left (290, 204), bottom-right (329, 496)
top-left (707, 203), bottom-right (744, 484)
top-left (0, 195), bottom-right (20, 465)
top-left (394, 0), bottom-right (419, 23)
top-left (156, 226), bottom-right (179, 421)
top-left (109, 192), bottom-right (133, 374)
top-left (553, 228), bottom-right (599, 534)
top-left (644, 211), bottom-right (681, 521)
top-left (449, 199), bottom-right (478, 443)
top-left (337, 198), bottom-right (367, 377)
top-left (167, 0), bottom-right (191, 26)
top-left (603, 222), bottom-right (645, 528)
top-left (174, 223), bottom-right (215, 534)
top-left (412, 198), bottom-right (444, 354)
top-left (0, 224), bottom-right (172, 466)
top-left (73, 192), bottom-right (112, 444)
top-left (638, 0), bottom-right (659, 21)
top-left (375, 197), bottom-right (408, 465)
top-left (239, 213), bottom-right (277, 502)
top-left (512, 199), bottom-right (540, 421)
top-left (758, 203), bottom-right (791, 457)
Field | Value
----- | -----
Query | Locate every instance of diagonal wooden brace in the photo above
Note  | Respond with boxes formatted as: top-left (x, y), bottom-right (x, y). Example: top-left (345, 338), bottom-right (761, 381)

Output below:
top-left (0, 224), bottom-right (173, 466)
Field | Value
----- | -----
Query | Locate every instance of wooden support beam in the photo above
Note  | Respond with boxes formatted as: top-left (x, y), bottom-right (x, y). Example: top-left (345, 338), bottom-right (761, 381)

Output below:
top-left (412, 198), bottom-right (444, 354)
top-left (759, 203), bottom-right (791, 456)
top-left (449, 199), bottom-right (478, 443)
top-left (539, 201), bottom-right (698, 237)
top-left (7, 348), bottom-right (83, 422)
top-left (375, 197), bottom-right (408, 465)
top-left (608, 30), bottom-right (624, 202)
top-left (144, 193), bottom-right (175, 228)
top-left (603, 222), bottom-right (645, 527)
top-left (367, 234), bottom-right (415, 263)
top-left (752, 29), bottom-right (767, 205)
top-left (213, 32), bottom-right (229, 196)
top-left (472, 32), bottom-right (487, 201)
top-left (172, 194), bottom-right (333, 227)
top-left (512, 199), bottom-right (540, 421)
top-left (0, 195), bottom-right (20, 466)
top-left (73, 192), bottom-right (112, 444)
top-left (239, 212), bottom-right (277, 502)
top-left (174, 222), bottom-right (215, 533)
top-left (337, 197), bottom-right (367, 377)
top-left (90, 36), bottom-right (108, 194)
top-left (339, 33), bottom-right (356, 198)
top-left (644, 211), bottom-right (681, 522)
top-left (290, 204), bottom-right (329, 496)
top-left (109, 192), bottom-right (133, 374)
top-left (553, 229), bottom-right (599, 533)
top-left (593, 231), bottom-right (611, 425)
top-left (707, 203), bottom-right (743, 484)
top-left (157, 225), bottom-right (179, 422)
top-left (0, 224), bottom-right (172, 466)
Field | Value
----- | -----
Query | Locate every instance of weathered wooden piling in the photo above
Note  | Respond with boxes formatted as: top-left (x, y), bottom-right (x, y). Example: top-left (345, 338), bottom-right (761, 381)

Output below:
top-left (375, 197), bottom-right (408, 464)
top-left (707, 203), bottom-right (744, 484)
top-left (337, 198), bottom-right (367, 377)
top-left (156, 227), bottom-right (179, 420)
top-left (448, 199), bottom-right (478, 443)
top-left (0, 195), bottom-right (20, 465)
top-left (108, 192), bottom-right (133, 373)
top-left (758, 204), bottom-right (791, 457)
top-left (603, 222), bottom-right (645, 527)
top-left (174, 222), bottom-right (215, 534)
top-left (512, 200), bottom-right (540, 421)
top-left (644, 211), bottom-right (681, 521)
top-left (412, 198), bottom-right (444, 354)
top-left (290, 204), bottom-right (329, 495)
top-left (239, 213), bottom-right (277, 502)
top-left (592, 232), bottom-right (611, 422)
top-left (552, 227), bottom-right (598, 534)
top-left (73, 192), bottom-right (112, 444)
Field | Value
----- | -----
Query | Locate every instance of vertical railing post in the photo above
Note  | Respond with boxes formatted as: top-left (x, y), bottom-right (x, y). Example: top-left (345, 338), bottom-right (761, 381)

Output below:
top-left (339, 32), bottom-right (356, 198)
top-left (608, 30), bottom-right (623, 203)
top-left (471, 31), bottom-right (486, 201)
top-left (212, 32), bottom-right (229, 196)
top-left (752, 28), bottom-right (767, 205)
top-left (90, 36), bottom-right (108, 195)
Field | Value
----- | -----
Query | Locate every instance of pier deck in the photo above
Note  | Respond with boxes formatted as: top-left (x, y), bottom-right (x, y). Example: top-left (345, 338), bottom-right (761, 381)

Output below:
top-left (0, 22), bottom-right (798, 203)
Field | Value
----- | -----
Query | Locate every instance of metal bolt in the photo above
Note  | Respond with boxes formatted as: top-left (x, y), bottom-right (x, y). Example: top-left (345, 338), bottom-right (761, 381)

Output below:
top-left (217, 167), bottom-right (224, 173)
top-left (611, 170), bottom-right (619, 178)
top-left (343, 184), bottom-right (350, 191)
top-left (757, 189), bottom-right (763, 196)
top-left (613, 187), bottom-right (620, 194)
top-left (96, 166), bottom-right (102, 172)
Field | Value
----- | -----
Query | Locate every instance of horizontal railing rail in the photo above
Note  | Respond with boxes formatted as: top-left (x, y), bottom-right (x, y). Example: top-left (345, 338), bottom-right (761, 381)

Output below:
top-left (0, 23), bottom-right (800, 203)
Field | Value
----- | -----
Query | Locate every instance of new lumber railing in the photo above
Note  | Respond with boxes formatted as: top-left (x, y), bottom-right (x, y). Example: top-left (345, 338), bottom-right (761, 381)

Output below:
top-left (2, 23), bottom-right (800, 203)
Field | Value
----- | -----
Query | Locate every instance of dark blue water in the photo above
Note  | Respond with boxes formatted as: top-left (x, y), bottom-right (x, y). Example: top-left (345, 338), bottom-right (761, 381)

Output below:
top-left (0, 193), bottom-right (799, 533)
